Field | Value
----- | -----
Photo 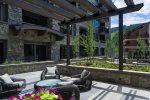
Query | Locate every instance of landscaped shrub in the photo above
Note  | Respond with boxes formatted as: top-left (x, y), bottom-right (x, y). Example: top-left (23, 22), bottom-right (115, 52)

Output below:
top-left (74, 60), bottom-right (150, 72)
top-left (3, 59), bottom-right (23, 65)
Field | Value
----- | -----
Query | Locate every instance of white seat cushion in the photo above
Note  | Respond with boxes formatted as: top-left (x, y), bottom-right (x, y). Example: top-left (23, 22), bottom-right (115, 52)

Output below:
top-left (0, 74), bottom-right (13, 84)
top-left (67, 78), bottom-right (80, 82)
top-left (13, 81), bottom-right (24, 87)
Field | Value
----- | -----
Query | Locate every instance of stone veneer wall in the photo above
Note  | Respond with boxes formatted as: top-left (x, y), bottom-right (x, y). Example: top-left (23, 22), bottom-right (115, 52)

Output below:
top-left (57, 64), bottom-right (150, 89)
top-left (0, 61), bottom-right (54, 75)
top-left (8, 5), bottom-right (22, 24)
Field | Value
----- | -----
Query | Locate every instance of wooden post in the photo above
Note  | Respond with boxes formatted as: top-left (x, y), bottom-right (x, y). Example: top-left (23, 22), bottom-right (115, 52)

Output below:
top-left (67, 24), bottom-right (70, 65)
top-left (119, 14), bottom-right (123, 70)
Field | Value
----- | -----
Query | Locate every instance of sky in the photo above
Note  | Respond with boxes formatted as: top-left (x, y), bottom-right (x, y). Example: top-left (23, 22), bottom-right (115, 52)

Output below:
top-left (111, 0), bottom-right (150, 28)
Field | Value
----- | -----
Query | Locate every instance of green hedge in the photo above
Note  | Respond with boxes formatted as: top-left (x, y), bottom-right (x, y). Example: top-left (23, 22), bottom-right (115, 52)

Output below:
top-left (75, 61), bottom-right (150, 72)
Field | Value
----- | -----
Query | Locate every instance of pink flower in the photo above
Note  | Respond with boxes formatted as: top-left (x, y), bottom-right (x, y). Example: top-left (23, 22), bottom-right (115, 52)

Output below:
top-left (58, 94), bottom-right (63, 100)
top-left (70, 96), bottom-right (73, 100)
top-left (33, 96), bottom-right (40, 100)
top-left (8, 96), bottom-right (21, 100)
top-left (49, 89), bottom-right (59, 94)
top-left (22, 93), bottom-right (32, 99)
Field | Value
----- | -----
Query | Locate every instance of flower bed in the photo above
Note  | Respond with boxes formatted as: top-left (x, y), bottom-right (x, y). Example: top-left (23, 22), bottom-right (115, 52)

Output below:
top-left (75, 60), bottom-right (150, 72)
top-left (8, 88), bottom-right (63, 100)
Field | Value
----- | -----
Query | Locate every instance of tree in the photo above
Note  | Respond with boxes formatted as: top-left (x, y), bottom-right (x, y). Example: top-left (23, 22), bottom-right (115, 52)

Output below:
top-left (136, 36), bottom-right (147, 62)
top-left (80, 21), bottom-right (96, 63)
top-left (72, 34), bottom-right (79, 58)
top-left (105, 37), bottom-right (114, 58)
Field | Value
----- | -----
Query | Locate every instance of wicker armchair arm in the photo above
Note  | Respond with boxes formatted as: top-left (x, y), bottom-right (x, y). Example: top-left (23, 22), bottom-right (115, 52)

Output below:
top-left (81, 72), bottom-right (92, 81)
top-left (11, 77), bottom-right (26, 82)
top-left (71, 74), bottom-right (81, 78)
top-left (10, 77), bottom-right (26, 88)
top-left (3, 83), bottom-right (19, 90)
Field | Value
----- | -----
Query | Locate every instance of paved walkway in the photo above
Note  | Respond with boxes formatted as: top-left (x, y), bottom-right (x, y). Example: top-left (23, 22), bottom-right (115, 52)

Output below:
top-left (1, 67), bottom-right (150, 100)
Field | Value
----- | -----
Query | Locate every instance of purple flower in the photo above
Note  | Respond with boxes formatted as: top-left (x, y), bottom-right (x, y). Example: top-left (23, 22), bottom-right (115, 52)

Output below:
top-left (33, 96), bottom-right (40, 100)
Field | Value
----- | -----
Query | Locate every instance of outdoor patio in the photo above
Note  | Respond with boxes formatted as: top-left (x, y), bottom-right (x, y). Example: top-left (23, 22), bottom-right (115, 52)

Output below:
top-left (1, 66), bottom-right (148, 100)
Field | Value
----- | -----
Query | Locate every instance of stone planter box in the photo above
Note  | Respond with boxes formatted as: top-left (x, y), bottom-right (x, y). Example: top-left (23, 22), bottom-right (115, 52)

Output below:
top-left (57, 64), bottom-right (150, 89)
top-left (0, 61), bottom-right (55, 75)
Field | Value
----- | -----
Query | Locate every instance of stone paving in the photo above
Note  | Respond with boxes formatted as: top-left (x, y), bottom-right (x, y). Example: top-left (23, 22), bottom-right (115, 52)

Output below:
top-left (1, 67), bottom-right (150, 100)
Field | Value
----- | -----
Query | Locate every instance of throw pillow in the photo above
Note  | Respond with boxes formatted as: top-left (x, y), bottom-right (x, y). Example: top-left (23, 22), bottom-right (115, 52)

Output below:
top-left (0, 74), bottom-right (13, 84)
top-left (46, 67), bottom-right (55, 74)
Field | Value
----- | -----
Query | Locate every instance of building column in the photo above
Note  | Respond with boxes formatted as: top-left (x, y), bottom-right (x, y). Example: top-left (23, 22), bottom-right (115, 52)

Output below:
top-left (119, 14), bottom-right (124, 70)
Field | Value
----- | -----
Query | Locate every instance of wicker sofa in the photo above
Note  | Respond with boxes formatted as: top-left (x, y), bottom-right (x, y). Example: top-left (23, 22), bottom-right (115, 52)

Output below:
top-left (0, 74), bottom-right (26, 95)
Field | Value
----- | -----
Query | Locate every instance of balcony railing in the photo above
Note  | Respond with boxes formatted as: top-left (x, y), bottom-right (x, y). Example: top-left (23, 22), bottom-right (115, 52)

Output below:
top-left (99, 27), bottom-right (109, 33)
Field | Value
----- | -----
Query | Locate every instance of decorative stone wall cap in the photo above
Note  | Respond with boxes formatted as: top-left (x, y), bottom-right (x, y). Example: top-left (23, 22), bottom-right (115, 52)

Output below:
top-left (0, 61), bottom-right (54, 67)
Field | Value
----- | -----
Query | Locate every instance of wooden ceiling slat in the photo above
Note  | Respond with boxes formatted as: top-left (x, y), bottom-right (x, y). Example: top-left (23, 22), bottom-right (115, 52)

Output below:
top-left (24, 0), bottom-right (76, 19)
top-left (1, 0), bottom-right (68, 21)
top-left (61, 3), bottom-right (143, 25)
top-left (74, 0), bottom-right (101, 13)
top-left (49, 0), bottom-right (87, 17)
top-left (124, 0), bottom-right (134, 6)
top-left (100, 0), bottom-right (117, 11)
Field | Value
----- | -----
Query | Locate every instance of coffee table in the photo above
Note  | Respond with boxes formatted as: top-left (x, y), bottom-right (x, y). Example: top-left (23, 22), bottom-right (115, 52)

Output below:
top-left (34, 79), bottom-right (61, 90)
top-left (34, 79), bottom-right (80, 100)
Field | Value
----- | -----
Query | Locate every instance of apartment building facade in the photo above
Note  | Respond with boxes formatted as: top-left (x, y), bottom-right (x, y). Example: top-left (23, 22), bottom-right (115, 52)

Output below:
top-left (123, 22), bottom-right (150, 58)
top-left (0, 0), bottom-right (110, 63)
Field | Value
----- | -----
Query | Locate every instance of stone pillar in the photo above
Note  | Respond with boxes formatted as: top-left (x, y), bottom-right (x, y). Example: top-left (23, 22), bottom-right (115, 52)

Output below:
top-left (51, 42), bottom-right (60, 63)
top-left (7, 33), bottom-right (24, 62)
top-left (8, 5), bottom-right (22, 24)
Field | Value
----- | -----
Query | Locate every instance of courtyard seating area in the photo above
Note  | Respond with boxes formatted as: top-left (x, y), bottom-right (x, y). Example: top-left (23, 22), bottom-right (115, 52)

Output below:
top-left (0, 66), bottom-right (150, 100)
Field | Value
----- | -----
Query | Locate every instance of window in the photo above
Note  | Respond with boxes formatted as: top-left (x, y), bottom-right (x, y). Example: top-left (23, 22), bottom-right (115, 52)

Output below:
top-left (100, 35), bottom-right (105, 42)
top-left (24, 43), bottom-right (48, 61)
top-left (0, 3), bottom-right (8, 22)
top-left (136, 33), bottom-right (139, 36)
top-left (24, 44), bottom-right (35, 61)
top-left (101, 48), bottom-right (105, 56)
top-left (23, 10), bottom-right (48, 26)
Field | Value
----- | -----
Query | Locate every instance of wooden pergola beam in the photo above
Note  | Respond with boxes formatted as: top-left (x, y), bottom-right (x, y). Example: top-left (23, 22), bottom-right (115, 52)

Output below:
top-left (1, 0), bottom-right (68, 21)
top-left (100, 0), bottom-right (117, 11)
top-left (74, 0), bottom-right (101, 13)
top-left (124, 0), bottom-right (134, 6)
top-left (24, 0), bottom-right (76, 19)
top-left (61, 3), bottom-right (143, 25)
top-left (48, 0), bottom-right (87, 17)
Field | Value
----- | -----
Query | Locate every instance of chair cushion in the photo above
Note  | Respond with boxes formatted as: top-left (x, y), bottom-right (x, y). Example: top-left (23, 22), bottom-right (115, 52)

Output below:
top-left (46, 67), bottom-right (55, 74)
top-left (57, 81), bottom-right (73, 86)
top-left (80, 70), bottom-right (89, 79)
top-left (67, 78), bottom-right (80, 82)
top-left (45, 74), bottom-right (56, 78)
top-left (13, 81), bottom-right (24, 87)
top-left (0, 74), bottom-right (13, 84)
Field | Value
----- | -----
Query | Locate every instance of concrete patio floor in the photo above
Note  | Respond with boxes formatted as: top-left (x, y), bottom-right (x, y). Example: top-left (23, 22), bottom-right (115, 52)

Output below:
top-left (1, 67), bottom-right (150, 100)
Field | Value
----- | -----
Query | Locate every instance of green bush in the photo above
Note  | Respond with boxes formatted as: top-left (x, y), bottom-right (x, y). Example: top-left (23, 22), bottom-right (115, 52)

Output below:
top-left (3, 59), bottom-right (23, 65)
top-left (74, 60), bottom-right (150, 72)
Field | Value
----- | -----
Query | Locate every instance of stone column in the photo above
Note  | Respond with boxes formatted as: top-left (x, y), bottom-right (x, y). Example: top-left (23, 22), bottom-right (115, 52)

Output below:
top-left (7, 32), bottom-right (24, 62)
